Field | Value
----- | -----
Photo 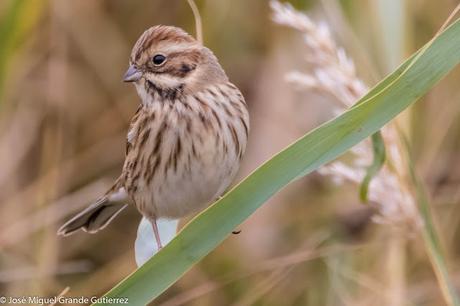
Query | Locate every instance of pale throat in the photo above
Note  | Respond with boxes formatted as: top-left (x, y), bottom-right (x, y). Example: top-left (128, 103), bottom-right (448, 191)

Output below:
top-left (134, 75), bottom-right (185, 106)
top-left (134, 82), bottom-right (154, 106)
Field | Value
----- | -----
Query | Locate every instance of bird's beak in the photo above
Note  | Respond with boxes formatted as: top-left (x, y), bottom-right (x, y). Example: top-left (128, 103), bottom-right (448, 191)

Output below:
top-left (123, 65), bottom-right (142, 82)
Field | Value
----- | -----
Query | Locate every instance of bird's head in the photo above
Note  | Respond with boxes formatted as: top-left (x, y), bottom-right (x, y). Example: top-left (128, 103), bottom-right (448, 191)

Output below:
top-left (124, 25), bottom-right (227, 102)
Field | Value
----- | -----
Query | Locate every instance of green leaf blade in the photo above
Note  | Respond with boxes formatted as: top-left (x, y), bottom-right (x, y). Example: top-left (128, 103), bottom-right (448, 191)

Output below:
top-left (359, 131), bottom-right (386, 203)
top-left (93, 18), bottom-right (460, 306)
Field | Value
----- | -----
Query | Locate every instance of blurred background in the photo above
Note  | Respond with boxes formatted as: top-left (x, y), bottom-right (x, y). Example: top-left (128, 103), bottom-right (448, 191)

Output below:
top-left (1, 0), bottom-right (460, 305)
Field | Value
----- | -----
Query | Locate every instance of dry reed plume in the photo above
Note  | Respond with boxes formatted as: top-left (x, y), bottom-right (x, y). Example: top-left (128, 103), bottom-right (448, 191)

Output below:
top-left (271, 0), bottom-right (420, 229)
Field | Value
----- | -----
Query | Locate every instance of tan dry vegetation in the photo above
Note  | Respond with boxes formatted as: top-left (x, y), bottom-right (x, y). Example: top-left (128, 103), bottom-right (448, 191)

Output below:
top-left (1, 0), bottom-right (460, 305)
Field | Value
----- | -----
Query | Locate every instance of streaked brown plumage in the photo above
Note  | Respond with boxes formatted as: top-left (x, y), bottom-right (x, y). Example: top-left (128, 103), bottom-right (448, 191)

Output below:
top-left (58, 25), bottom-right (249, 249)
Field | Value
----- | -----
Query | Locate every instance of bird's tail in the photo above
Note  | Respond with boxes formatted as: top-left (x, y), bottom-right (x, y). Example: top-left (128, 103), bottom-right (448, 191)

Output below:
top-left (57, 182), bottom-right (129, 237)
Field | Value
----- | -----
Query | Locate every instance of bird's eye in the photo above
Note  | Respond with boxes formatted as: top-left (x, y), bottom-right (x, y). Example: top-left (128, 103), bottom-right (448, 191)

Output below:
top-left (152, 54), bottom-right (166, 66)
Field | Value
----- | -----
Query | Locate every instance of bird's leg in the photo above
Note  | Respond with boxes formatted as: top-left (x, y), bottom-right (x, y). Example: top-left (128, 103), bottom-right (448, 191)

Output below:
top-left (149, 217), bottom-right (163, 250)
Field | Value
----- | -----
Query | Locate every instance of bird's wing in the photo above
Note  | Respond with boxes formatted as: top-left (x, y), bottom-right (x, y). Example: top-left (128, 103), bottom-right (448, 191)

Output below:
top-left (126, 105), bottom-right (143, 156)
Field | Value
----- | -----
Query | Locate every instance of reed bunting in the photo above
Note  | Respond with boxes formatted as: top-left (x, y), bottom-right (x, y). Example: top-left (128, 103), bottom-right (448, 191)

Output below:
top-left (58, 25), bottom-right (249, 249)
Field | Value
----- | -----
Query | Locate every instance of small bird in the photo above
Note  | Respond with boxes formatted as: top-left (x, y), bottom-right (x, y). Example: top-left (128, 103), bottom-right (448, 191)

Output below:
top-left (58, 25), bottom-right (249, 249)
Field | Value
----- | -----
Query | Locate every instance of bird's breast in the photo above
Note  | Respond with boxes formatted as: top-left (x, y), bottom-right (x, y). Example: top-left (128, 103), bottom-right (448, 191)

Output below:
top-left (123, 82), bottom-right (249, 219)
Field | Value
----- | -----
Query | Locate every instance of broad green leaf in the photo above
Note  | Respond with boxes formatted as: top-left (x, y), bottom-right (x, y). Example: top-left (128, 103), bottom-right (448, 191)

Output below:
top-left (93, 18), bottom-right (460, 306)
